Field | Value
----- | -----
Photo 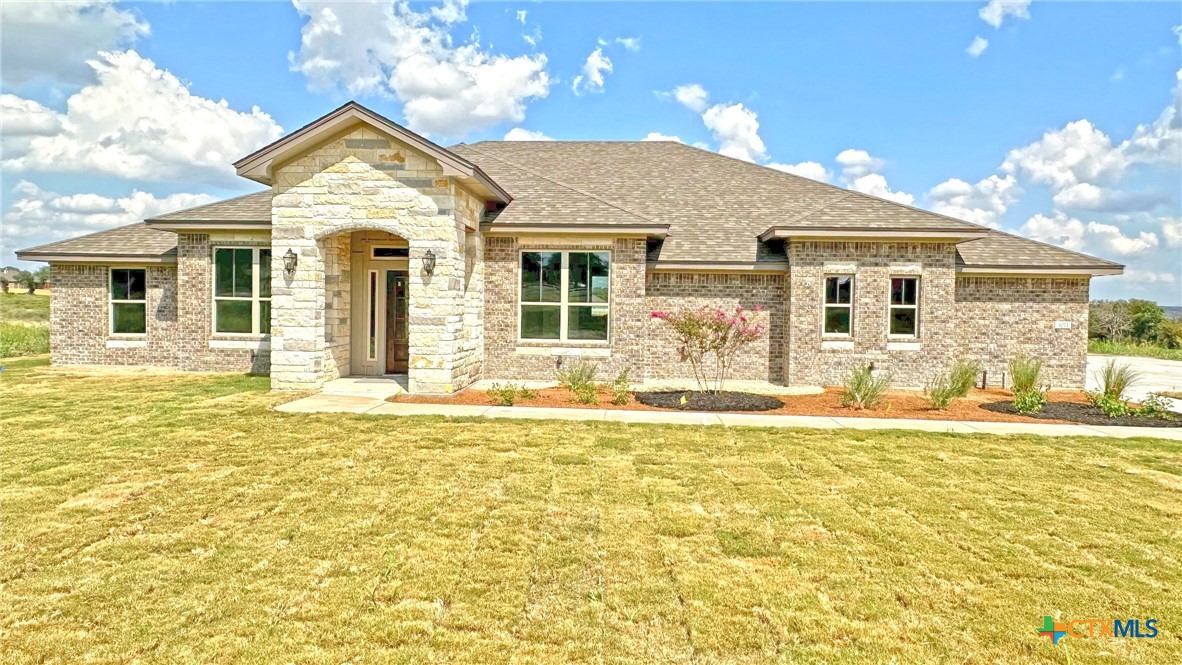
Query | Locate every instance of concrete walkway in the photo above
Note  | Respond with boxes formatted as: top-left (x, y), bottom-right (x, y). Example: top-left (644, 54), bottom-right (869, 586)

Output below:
top-left (275, 395), bottom-right (1182, 440)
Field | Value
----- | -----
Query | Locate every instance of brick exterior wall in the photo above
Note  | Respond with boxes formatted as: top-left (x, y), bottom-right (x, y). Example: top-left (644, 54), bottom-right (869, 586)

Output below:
top-left (955, 276), bottom-right (1089, 389)
top-left (786, 241), bottom-right (959, 388)
top-left (48, 264), bottom-right (179, 367)
top-left (644, 272), bottom-right (786, 382)
top-left (482, 236), bottom-right (647, 381)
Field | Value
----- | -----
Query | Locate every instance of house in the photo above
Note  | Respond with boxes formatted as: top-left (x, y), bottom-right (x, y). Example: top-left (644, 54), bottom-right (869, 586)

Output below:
top-left (16, 102), bottom-right (1123, 392)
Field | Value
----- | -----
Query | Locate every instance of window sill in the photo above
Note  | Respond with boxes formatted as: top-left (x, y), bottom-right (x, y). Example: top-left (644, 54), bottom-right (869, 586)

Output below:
top-left (821, 339), bottom-right (854, 350)
top-left (210, 337), bottom-right (271, 351)
top-left (516, 344), bottom-right (611, 358)
top-left (887, 341), bottom-right (922, 351)
top-left (107, 338), bottom-right (147, 348)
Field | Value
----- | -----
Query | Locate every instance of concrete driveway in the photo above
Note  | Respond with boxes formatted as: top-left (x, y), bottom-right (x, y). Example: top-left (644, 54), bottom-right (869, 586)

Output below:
top-left (1087, 354), bottom-right (1182, 409)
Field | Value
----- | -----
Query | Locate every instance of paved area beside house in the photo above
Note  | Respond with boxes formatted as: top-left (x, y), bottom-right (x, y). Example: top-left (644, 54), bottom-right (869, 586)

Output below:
top-left (1087, 354), bottom-right (1182, 410)
top-left (274, 395), bottom-right (1182, 440)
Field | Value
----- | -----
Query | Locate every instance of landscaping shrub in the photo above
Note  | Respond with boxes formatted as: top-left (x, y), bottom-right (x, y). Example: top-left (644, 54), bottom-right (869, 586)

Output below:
top-left (556, 361), bottom-right (597, 394)
top-left (650, 305), bottom-right (767, 394)
top-left (1087, 391), bottom-right (1131, 418)
top-left (610, 369), bottom-right (631, 405)
top-left (0, 322), bottom-right (49, 358)
top-left (839, 365), bottom-right (890, 410)
top-left (572, 383), bottom-right (598, 404)
top-left (518, 386), bottom-right (538, 400)
top-left (1136, 394), bottom-right (1175, 420)
top-left (1008, 356), bottom-right (1043, 394)
top-left (925, 375), bottom-right (959, 410)
top-left (487, 383), bottom-right (519, 406)
top-left (1012, 389), bottom-right (1047, 415)
top-left (1094, 358), bottom-right (1140, 399)
top-left (948, 359), bottom-right (981, 398)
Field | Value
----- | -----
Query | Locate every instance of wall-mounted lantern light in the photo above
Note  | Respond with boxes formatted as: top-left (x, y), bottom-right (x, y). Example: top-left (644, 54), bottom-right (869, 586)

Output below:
top-left (282, 248), bottom-right (298, 275)
top-left (423, 249), bottom-right (437, 275)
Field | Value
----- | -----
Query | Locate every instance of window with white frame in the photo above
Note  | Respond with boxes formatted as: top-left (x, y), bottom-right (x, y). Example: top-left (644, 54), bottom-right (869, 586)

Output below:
top-left (823, 275), bottom-right (854, 335)
top-left (110, 268), bottom-right (146, 334)
top-left (519, 251), bottom-right (610, 341)
top-left (889, 277), bottom-right (919, 337)
top-left (213, 247), bottom-right (271, 334)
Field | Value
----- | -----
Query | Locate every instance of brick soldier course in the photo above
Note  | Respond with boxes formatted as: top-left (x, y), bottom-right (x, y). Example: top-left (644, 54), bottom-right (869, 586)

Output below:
top-left (18, 102), bottom-right (1122, 392)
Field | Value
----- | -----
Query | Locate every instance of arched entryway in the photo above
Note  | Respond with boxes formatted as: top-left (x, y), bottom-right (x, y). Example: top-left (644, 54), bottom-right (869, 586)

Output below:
top-left (347, 230), bottom-right (410, 377)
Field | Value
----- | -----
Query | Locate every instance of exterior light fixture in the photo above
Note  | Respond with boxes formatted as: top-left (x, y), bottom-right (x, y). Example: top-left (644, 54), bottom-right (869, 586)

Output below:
top-left (423, 249), bottom-right (437, 275)
top-left (282, 248), bottom-right (298, 275)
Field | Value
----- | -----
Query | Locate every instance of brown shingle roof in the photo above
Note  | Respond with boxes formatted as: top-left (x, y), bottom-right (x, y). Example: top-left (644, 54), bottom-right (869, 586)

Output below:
top-left (17, 141), bottom-right (1121, 273)
top-left (145, 190), bottom-right (272, 223)
top-left (16, 222), bottom-right (179, 261)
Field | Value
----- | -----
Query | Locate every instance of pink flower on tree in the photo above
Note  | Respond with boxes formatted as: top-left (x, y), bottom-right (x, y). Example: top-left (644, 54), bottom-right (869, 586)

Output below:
top-left (649, 305), bottom-right (770, 393)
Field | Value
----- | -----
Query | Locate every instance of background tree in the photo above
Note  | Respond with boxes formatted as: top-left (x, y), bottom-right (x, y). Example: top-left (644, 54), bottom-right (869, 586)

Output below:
top-left (1127, 299), bottom-right (1165, 343)
top-left (1088, 300), bottom-right (1132, 341)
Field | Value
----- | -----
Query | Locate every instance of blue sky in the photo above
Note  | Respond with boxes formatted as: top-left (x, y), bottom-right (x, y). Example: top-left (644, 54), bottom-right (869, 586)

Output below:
top-left (2, 1), bottom-right (1179, 303)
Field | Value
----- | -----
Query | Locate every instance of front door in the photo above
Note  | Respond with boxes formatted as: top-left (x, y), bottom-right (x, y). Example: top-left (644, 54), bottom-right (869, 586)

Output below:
top-left (385, 270), bottom-right (409, 374)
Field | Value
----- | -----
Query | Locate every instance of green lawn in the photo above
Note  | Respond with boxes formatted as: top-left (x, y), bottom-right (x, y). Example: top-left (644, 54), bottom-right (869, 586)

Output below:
top-left (2, 358), bottom-right (1179, 663)
top-left (1090, 339), bottom-right (1182, 362)
top-left (1, 293), bottom-right (50, 357)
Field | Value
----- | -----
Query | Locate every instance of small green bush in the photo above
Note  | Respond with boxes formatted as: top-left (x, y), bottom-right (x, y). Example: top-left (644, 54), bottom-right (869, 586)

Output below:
top-left (518, 385), bottom-right (538, 400)
top-left (611, 369), bottom-right (631, 405)
top-left (1012, 389), bottom-right (1047, 415)
top-left (925, 375), bottom-right (959, 410)
top-left (1094, 359), bottom-right (1140, 399)
top-left (572, 383), bottom-right (598, 404)
top-left (1008, 356), bottom-right (1043, 394)
top-left (948, 359), bottom-right (981, 398)
top-left (487, 382), bottom-right (519, 406)
top-left (1088, 391), bottom-right (1176, 421)
top-left (557, 361), bottom-right (597, 394)
top-left (839, 365), bottom-right (891, 410)
top-left (1137, 394), bottom-right (1175, 420)
top-left (1087, 391), bottom-right (1131, 418)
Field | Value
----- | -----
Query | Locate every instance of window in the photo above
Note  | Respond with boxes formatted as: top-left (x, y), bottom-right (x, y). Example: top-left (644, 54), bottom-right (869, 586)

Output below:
top-left (520, 251), bottom-right (610, 341)
top-left (110, 268), bottom-right (146, 334)
top-left (823, 275), bottom-right (854, 335)
top-left (372, 246), bottom-right (409, 259)
top-left (213, 247), bottom-right (271, 335)
top-left (889, 277), bottom-right (919, 337)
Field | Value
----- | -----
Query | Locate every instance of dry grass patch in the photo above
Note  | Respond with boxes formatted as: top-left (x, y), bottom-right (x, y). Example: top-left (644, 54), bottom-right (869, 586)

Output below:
top-left (1, 357), bottom-right (1180, 663)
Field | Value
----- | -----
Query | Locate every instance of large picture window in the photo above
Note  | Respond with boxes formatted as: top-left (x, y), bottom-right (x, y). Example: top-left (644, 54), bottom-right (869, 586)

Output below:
top-left (110, 268), bottom-right (146, 334)
top-left (213, 247), bottom-right (271, 335)
top-left (520, 251), bottom-right (610, 341)
top-left (823, 275), bottom-right (854, 335)
top-left (889, 277), bottom-right (919, 337)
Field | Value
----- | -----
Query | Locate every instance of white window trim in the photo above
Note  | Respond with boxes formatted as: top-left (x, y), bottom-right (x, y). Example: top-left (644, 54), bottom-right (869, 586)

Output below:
top-left (518, 249), bottom-right (612, 343)
top-left (211, 246), bottom-right (271, 337)
top-left (822, 274), bottom-right (854, 338)
top-left (109, 266), bottom-right (147, 337)
top-left (888, 276), bottom-right (921, 339)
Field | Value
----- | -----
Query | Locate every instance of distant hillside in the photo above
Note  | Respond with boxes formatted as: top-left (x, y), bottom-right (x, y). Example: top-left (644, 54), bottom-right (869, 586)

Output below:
top-left (1166, 306), bottom-right (1182, 320)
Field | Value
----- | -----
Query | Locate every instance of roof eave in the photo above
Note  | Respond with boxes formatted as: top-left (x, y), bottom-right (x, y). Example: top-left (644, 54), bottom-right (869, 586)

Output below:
top-left (144, 221), bottom-right (271, 232)
top-left (760, 227), bottom-right (991, 242)
top-left (15, 252), bottom-right (176, 264)
top-left (647, 261), bottom-right (788, 273)
top-left (482, 223), bottom-right (669, 238)
top-left (956, 266), bottom-right (1124, 277)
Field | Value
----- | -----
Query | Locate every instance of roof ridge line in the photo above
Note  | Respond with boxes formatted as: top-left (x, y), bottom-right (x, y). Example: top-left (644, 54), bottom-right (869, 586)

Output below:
top-left (460, 145), bottom-right (664, 226)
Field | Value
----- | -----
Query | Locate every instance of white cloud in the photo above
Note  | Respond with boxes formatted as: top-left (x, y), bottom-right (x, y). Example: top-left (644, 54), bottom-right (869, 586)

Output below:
top-left (927, 174), bottom-right (1019, 228)
top-left (0, 1), bottom-right (148, 86)
top-left (430, 0), bottom-right (467, 24)
top-left (979, 0), bottom-right (1032, 29)
top-left (503, 127), bottom-right (552, 141)
top-left (0, 95), bottom-right (64, 159)
top-left (848, 173), bottom-right (915, 205)
top-left (1021, 211), bottom-right (1086, 251)
top-left (1, 51), bottom-right (282, 187)
top-left (966, 36), bottom-right (989, 58)
top-left (516, 10), bottom-right (527, 25)
top-left (767, 161), bottom-right (832, 182)
top-left (1113, 268), bottom-right (1176, 287)
top-left (612, 37), bottom-right (641, 52)
top-left (1, 51), bottom-right (283, 187)
top-left (572, 47), bottom-right (613, 95)
top-left (1019, 211), bottom-right (1161, 256)
top-left (1051, 182), bottom-right (1169, 213)
top-left (3, 180), bottom-right (215, 246)
top-left (289, 0), bottom-right (550, 137)
top-left (702, 102), bottom-right (766, 162)
top-left (672, 84), bottom-right (709, 113)
top-left (1160, 217), bottom-right (1182, 248)
top-left (835, 149), bottom-right (884, 180)
top-left (642, 132), bottom-right (683, 143)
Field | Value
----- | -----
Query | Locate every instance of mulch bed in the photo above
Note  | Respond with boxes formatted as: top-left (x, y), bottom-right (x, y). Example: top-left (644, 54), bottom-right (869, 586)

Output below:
top-left (393, 386), bottom-right (1101, 424)
top-left (633, 390), bottom-right (783, 412)
top-left (981, 401), bottom-right (1182, 428)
